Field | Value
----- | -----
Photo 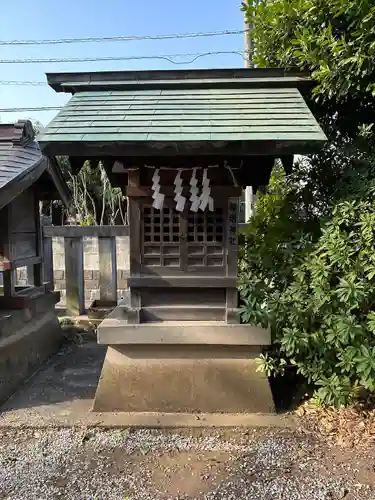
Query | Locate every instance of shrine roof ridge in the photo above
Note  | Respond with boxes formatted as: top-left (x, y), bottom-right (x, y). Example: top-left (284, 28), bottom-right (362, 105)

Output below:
top-left (0, 120), bottom-right (35, 145)
top-left (0, 120), bottom-right (71, 210)
top-left (46, 67), bottom-right (312, 93)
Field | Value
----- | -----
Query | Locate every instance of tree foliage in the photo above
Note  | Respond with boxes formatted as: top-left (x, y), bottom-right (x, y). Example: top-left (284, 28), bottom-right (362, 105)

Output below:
top-left (240, 0), bottom-right (375, 406)
top-left (64, 160), bottom-right (127, 226)
top-left (239, 167), bottom-right (375, 407)
top-left (45, 157), bottom-right (127, 226)
top-left (33, 121), bottom-right (127, 226)
top-left (244, 0), bottom-right (375, 144)
top-left (246, 0), bottom-right (375, 101)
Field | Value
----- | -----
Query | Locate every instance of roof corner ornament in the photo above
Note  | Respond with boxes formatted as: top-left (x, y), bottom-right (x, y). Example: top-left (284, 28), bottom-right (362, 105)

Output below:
top-left (12, 119), bottom-right (35, 146)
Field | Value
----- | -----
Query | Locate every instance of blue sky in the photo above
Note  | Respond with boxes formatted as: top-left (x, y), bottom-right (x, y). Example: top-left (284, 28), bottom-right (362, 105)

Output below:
top-left (1, 0), bottom-right (245, 126)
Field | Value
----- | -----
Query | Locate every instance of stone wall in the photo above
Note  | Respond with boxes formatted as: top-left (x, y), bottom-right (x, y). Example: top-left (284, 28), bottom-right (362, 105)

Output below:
top-left (9, 236), bottom-right (130, 304)
top-left (52, 236), bottom-right (130, 303)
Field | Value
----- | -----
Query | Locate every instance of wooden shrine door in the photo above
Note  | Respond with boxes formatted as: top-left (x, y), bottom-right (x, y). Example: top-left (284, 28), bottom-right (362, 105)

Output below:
top-left (139, 198), bottom-right (236, 277)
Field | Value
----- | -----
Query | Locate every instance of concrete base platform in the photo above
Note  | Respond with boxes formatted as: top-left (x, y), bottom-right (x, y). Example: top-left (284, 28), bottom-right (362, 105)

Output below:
top-left (93, 345), bottom-right (275, 414)
top-left (0, 308), bottom-right (62, 405)
top-left (0, 342), bottom-right (292, 429)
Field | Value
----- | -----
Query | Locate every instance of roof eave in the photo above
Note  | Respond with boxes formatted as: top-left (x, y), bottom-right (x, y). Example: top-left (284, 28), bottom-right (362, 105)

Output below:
top-left (38, 138), bottom-right (327, 158)
top-left (0, 156), bottom-right (47, 211)
top-left (46, 67), bottom-right (312, 93)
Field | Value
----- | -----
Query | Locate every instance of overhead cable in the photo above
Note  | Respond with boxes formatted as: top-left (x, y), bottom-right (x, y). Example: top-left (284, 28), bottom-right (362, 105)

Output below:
top-left (0, 80), bottom-right (46, 86)
top-left (0, 106), bottom-right (63, 112)
top-left (0, 50), bottom-right (243, 65)
top-left (0, 29), bottom-right (246, 46)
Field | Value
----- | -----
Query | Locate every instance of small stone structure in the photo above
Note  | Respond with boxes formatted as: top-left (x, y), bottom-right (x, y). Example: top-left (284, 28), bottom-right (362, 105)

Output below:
top-left (38, 68), bottom-right (327, 415)
top-left (0, 120), bottom-right (71, 404)
top-left (51, 236), bottom-right (129, 302)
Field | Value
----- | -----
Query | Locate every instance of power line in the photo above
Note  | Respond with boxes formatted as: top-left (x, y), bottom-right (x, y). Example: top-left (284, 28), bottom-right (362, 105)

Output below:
top-left (0, 29), bottom-right (245, 46)
top-left (0, 80), bottom-right (47, 86)
top-left (0, 51), bottom-right (243, 65)
top-left (0, 106), bottom-right (62, 112)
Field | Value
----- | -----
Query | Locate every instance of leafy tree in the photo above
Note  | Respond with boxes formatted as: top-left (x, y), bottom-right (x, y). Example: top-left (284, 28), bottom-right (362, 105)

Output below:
top-left (243, 0), bottom-right (375, 156)
top-left (240, 0), bottom-right (375, 406)
top-left (245, 0), bottom-right (375, 100)
top-left (239, 166), bottom-right (375, 407)
top-left (59, 158), bottom-right (127, 226)
top-left (32, 118), bottom-right (127, 225)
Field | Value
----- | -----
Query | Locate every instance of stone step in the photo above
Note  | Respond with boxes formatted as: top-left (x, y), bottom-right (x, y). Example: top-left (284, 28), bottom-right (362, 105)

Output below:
top-left (97, 317), bottom-right (270, 345)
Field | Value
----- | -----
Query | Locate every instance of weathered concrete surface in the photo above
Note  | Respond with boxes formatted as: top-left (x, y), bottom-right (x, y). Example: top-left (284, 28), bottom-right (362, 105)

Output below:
top-left (97, 319), bottom-right (271, 345)
top-left (0, 342), bottom-right (292, 428)
top-left (0, 303), bottom-right (62, 405)
top-left (93, 345), bottom-right (275, 414)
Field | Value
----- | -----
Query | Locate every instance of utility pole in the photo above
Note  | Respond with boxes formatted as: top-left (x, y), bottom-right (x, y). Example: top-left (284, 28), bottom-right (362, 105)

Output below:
top-left (243, 1), bottom-right (254, 69)
top-left (243, 0), bottom-right (255, 221)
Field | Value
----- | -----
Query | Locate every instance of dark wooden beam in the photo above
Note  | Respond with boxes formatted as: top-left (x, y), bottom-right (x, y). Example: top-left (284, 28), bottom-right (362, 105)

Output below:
top-left (68, 156), bottom-right (86, 175)
top-left (0, 256), bottom-right (42, 272)
top-left (40, 139), bottom-right (326, 159)
top-left (46, 67), bottom-right (311, 92)
top-left (117, 156), bottom-right (250, 169)
top-left (46, 157), bottom-right (72, 209)
top-left (128, 276), bottom-right (237, 288)
top-left (43, 225), bottom-right (129, 238)
top-left (280, 155), bottom-right (294, 174)
top-left (126, 186), bottom-right (243, 198)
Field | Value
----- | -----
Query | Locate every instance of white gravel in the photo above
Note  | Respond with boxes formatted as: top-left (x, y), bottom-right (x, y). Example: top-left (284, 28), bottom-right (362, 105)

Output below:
top-left (0, 427), bottom-right (373, 499)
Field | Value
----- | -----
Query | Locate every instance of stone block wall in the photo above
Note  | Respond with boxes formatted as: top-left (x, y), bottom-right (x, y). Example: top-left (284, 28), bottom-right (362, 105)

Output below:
top-left (10, 236), bottom-right (130, 304)
top-left (52, 236), bottom-right (130, 303)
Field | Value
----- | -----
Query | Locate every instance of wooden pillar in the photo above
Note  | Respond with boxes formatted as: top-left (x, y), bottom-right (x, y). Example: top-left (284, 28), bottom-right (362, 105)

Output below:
top-left (2, 270), bottom-right (15, 297)
top-left (128, 169), bottom-right (141, 276)
top-left (98, 236), bottom-right (117, 302)
top-left (226, 197), bottom-right (240, 324)
top-left (127, 169), bottom-right (141, 322)
top-left (33, 195), bottom-right (43, 287)
top-left (42, 216), bottom-right (54, 292)
top-left (27, 193), bottom-right (43, 287)
top-left (64, 236), bottom-right (85, 316)
top-left (0, 205), bottom-right (14, 297)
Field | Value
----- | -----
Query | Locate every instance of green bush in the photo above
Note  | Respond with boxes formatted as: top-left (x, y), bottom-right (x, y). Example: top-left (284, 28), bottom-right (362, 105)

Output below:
top-left (239, 167), bottom-right (375, 407)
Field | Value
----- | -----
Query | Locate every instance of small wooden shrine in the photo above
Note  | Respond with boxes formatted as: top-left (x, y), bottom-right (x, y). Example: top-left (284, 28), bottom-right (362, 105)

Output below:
top-left (39, 68), bottom-right (327, 414)
top-left (0, 120), bottom-right (71, 404)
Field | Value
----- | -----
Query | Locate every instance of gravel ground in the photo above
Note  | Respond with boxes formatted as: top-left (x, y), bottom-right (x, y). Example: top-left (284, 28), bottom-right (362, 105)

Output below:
top-left (1, 426), bottom-right (375, 500)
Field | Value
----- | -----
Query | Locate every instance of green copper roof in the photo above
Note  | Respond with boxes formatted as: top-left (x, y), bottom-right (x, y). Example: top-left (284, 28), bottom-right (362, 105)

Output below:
top-left (37, 69), bottom-right (327, 155)
top-left (39, 88), bottom-right (325, 141)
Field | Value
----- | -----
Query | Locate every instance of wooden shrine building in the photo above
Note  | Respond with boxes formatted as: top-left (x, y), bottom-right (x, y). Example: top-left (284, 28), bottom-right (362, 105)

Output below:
top-left (0, 120), bottom-right (71, 404)
top-left (38, 68), bottom-right (327, 414)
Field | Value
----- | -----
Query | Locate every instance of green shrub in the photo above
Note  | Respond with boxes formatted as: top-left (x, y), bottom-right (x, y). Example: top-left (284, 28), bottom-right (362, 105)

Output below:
top-left (239, 168), bottom-right (375, 407)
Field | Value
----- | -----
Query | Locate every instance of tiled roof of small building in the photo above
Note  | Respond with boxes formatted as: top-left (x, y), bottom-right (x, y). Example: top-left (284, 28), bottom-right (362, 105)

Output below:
top-left (0, 120), bottom-right (71, 210)
top-left (0, 120), bottom-right (44, 191)
top-left (37, 68), bottom-right (327, 156)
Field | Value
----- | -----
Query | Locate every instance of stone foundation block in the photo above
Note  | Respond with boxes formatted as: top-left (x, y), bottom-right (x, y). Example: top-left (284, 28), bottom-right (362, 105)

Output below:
top-left (93, 345), bottom-right (275, 414)
top-left (0, 298), bottom-right (62, 405)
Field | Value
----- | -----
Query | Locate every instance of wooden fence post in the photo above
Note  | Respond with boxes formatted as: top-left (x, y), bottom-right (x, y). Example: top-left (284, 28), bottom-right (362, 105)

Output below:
top-left (41, 216), bottom-right (54, 291)
top-left (64, 236), bottom-right (85, 316)
top-left (98, 236), bottom-right (117, 302)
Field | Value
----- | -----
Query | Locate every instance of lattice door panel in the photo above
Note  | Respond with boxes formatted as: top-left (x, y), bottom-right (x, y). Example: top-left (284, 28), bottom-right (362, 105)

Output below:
top-left (187, 208), bottom-right (226, 269)
top-left (141, 204), bottom-right (181, 268)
